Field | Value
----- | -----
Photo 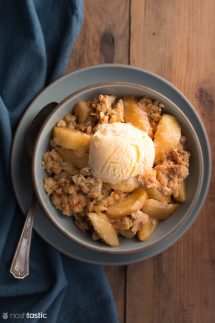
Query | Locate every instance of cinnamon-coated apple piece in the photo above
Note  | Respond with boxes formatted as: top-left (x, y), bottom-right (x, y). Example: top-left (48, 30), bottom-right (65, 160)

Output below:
top-left (73, 101), bottom-right (91, 124)
top-left (137, 217), bottom-right (158, 241)
top-left (123, 96), bottom-right (152, 136)
top-left (154, 114), bottom-right (181, 162)
top-left (88, 212), bottom-right (119, 247)
top-left (107, 188), bottom-right (148, 219)
top-left (141, 199), bottom-right (179, 220)
top-left (109, 177), bottom-right (139, 193)
top-left (146, 187), bottom-right (171, 203)
top-left (53, 127), bottom-right (91, 150)
top-left (55, 146), bottom-right (88, 168)
top-left (174, 181), bottom-right (186, 202)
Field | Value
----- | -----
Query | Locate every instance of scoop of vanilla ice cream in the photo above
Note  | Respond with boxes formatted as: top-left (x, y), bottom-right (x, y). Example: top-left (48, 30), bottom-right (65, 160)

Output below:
top-left (89, 123), bottom-right (155, 184)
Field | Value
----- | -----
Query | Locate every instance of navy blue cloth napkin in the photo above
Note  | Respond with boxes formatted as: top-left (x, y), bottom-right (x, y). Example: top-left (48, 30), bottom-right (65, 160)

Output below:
top-left (0, 1), bottom-right (118, 322)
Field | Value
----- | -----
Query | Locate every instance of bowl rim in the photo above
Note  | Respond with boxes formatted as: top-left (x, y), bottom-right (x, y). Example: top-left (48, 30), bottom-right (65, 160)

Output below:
top-left (32, 81), bottom-right (205, 254)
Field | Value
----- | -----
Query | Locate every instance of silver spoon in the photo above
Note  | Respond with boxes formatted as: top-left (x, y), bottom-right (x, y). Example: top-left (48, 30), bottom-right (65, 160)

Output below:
top-left (10, 102), bottom-right (58, 279)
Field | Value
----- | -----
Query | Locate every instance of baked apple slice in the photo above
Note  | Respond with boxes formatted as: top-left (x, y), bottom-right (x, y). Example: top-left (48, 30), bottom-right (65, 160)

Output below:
top-left (55, 146), bottom-right (88, 168)
top-left (174, 181), bottom-right (186, 202)
top-left (107, 188), bottom-right (148, 218)
top-left (141, 199), bottom-right (178, 220)
top-left (88, 212), bottom-right (119, 247)
top-left (74, 101), bottom-right (91, 124)
top-left (137, 217), bottom-right (158, 241)
top-left (53, 127), bottom-right (91, 150)
top-left (109, 177), bottom-right (139, 193)
top-left (146, 187), bottom-right (170, 203)
top-left (123, 96), bottom-right (152, 136)
top-left (154, 114), bottom-right (181, 162)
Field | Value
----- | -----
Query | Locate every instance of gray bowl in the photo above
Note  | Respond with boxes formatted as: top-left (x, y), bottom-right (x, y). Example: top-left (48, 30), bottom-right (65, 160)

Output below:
top-left (32, 82), bottom-right (207, 254)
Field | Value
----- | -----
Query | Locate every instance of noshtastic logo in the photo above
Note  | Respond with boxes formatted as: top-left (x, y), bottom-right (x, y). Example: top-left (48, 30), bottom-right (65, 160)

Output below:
top-left (1, 312), bottom-right (47, 319)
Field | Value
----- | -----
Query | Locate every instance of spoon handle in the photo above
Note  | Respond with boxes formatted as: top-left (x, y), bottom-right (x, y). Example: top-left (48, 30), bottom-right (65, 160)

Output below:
top-left (10, 196), bottom-right (36, 279)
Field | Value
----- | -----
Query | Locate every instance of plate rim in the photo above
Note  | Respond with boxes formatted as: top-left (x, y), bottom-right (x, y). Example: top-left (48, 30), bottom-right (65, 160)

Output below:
top-left (10, 64), bottom-right (212, 265)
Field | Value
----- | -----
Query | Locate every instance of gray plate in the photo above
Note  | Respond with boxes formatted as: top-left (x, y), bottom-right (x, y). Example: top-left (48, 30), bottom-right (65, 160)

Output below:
top-left (11, 64), bottom-right (211, 265)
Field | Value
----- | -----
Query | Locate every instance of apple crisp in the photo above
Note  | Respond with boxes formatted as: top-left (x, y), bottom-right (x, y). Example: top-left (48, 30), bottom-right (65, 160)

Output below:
top-left (43, 94), bottom-right (190, 247)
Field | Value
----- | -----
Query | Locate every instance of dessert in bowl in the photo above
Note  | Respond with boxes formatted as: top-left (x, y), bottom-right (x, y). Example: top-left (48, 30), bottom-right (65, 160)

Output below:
top-left (32, 82), bottom-right (203, 254)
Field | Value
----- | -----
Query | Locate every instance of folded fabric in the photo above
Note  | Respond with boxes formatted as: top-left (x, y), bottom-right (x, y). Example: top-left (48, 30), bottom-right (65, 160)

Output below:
top-left (0, 1), bottom-right (118, 322)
